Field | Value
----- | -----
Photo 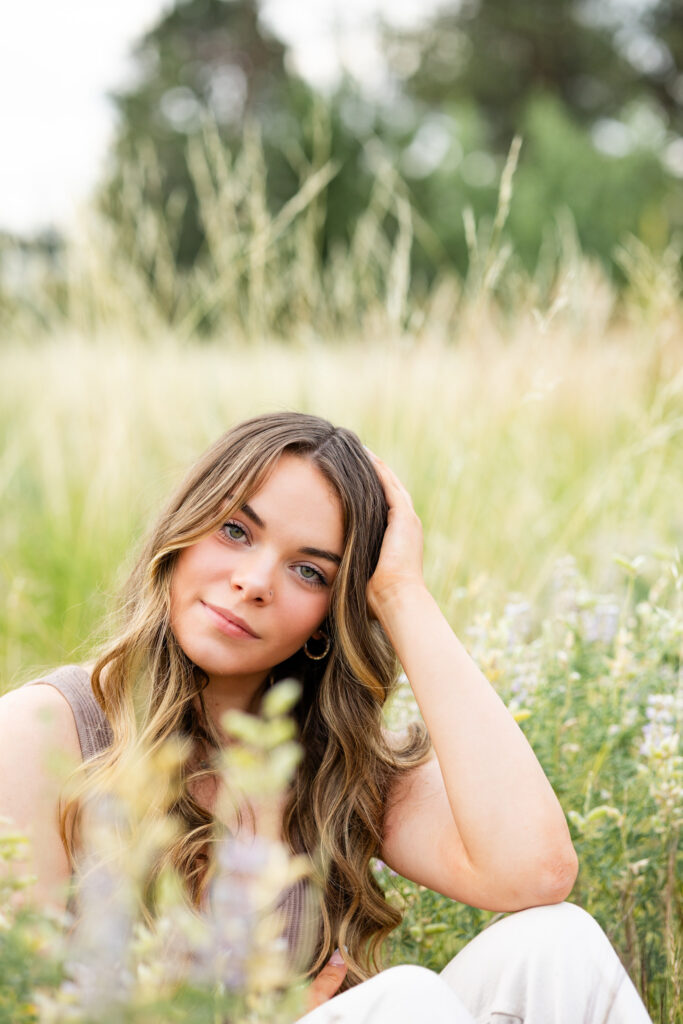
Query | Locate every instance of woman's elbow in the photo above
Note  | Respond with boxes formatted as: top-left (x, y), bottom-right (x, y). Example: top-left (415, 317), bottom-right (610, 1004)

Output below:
top-left (532, 843), bottom-right (579, 905)
top-left (503, 840), bottom-right (579, 910)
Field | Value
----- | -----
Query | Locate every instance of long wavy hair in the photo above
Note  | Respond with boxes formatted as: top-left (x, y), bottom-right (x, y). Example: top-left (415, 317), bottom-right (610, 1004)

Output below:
top-left (59, 411), bottom-right (431, 986)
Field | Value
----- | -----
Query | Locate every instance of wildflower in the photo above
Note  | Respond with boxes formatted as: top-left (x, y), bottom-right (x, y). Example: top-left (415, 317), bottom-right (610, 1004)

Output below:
top-left (549, 555), bottom-right (581, 624)
top-left (372, 858), bottom-right (398, 879)
top-left (62, 794), bottom-right (135, 1017)
top-left (501, 598), bottom-right (532, 649)
top-left (506, 642), bottom-right (542, 713)
top-left (639, 694), bottom-right (682, 759)
top-left (131, 871), bottom-right (211, 997)
top-left (638, 692), bottom-right (683, 830)
top-left (579, 598), bottom-right (620, 645)
top-left (199, 834), bottom-right (270, 989)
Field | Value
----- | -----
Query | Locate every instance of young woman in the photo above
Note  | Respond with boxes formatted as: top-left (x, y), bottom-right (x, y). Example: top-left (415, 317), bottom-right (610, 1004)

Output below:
top-left (0, 412), bottom-right (652, 1023)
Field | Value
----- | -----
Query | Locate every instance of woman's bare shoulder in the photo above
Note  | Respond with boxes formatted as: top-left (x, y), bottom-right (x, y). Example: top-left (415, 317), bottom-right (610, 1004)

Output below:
top-left (0, 681), bottom-right (82, 772)
top-left (0, 682), bottom-right (81, 912)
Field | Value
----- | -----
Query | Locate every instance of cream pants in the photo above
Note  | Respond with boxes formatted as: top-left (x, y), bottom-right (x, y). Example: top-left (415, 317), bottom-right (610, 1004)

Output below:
top-left (300, 903), bottom-right (653, 1024)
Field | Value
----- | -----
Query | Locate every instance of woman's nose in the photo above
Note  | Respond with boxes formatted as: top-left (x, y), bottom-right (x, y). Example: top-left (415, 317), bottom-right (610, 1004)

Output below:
top-left (229, 552), bottom-right (275, 603)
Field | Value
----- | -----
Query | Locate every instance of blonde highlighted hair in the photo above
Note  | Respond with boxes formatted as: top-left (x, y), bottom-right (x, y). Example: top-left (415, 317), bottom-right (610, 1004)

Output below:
top-left (59, 411), bottom-right (430, 987)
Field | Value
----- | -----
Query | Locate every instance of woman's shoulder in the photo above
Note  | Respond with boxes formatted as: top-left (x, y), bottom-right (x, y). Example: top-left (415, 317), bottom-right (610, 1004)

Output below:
top-left (0, 673), bottom-right (83, 837)
top-left (0, 669), bottom-right (83, 765)
top-left (7, 664), bottom-right (112, 764)
top-left (0, 673), bottom-right (82, 912)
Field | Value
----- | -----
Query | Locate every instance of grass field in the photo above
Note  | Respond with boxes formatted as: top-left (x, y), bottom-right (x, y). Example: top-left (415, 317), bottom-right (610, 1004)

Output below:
top-left (0, 139), bottom-right (681, 1020)
top-left (1, 324), bottom-right (681, 1021)
top-left (2, 316), bottom-right (682, 678)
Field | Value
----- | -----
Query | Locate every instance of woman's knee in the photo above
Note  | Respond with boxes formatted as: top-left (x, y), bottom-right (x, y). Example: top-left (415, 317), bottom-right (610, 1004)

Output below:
top-left (440, 903), bottom-right (650, 1024)
top-left (509, 901), bottom-right (608, 946)
top-left (369, 965), bottom-right (474, 1021)
top-left (444, 901), bottom-right (612, 973)
top-left (380, 962), bottom-right (445, 995)
top-left (300, 965), bottom-right (463, 1023)
top-left (480, 900), bottom-right (615, 967)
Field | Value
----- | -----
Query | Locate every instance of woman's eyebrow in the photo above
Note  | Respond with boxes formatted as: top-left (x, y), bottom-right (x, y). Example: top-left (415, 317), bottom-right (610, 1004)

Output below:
top-left (240, 503), bottom-right (342, 566)
top-left (299, 546), bottom-right (342, 566)
top-left (240, 502), bottom-right (266, 528)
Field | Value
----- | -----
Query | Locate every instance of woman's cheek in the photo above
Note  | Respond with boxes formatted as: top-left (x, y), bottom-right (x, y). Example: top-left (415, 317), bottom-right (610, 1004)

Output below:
top-left (285, 589), bottom-right (329, 644)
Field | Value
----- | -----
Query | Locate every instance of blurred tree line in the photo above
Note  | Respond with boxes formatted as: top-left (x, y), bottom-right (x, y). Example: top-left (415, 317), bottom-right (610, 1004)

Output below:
top-left (100, 0), bottom-right (683, 294)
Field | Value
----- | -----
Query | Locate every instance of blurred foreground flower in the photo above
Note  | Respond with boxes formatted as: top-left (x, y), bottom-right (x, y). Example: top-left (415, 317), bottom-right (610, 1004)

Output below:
top-left (197, 678), bottom-right (315, 1013)
top-left (29, 679), bottom-right (313, 1024)
top-left (0, 820), bottom-right (65, 1023)
top-left (64, 795), bottom-right (139, 1013)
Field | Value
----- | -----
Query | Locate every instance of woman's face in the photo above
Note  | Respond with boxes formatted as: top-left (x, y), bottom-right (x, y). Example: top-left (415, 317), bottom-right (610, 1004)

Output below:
top-left (170, 454), bottom-right (345, 698)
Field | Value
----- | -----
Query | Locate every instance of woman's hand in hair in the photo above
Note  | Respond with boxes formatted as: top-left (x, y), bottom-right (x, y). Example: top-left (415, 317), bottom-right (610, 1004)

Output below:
top-left (364, 449), bottom-right (425, 619)
top-left (301, 949), bottom-right (348, 1014)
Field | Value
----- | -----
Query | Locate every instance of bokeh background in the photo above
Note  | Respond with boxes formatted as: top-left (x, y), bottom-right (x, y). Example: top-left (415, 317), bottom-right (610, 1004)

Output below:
top-left (0, 1), bottom-right (681, 1021)
top-left (3, 0), bottom-right (683, 273)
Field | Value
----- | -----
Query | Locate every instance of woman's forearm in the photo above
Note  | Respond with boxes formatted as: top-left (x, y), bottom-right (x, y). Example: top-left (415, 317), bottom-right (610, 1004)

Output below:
top-left (376, 582), bottom-right (577, 895)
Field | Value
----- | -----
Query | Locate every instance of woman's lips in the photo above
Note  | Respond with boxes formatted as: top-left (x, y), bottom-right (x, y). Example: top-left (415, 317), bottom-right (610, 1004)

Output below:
top-left (201, 602), bottom-right (260, 639)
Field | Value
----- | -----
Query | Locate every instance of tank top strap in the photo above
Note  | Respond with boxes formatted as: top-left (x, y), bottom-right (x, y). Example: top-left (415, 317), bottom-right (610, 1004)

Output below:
top-left (24, 665), bottom-right (113, 762)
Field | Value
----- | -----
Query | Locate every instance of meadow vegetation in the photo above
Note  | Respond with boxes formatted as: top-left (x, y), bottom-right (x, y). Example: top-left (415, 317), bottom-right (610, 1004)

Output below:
top-left (0, 132), bottom-right (681, 1021)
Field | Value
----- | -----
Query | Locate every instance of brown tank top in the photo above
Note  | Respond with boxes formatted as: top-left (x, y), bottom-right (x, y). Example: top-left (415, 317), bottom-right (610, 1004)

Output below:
top-left (24, 665), bottom-right (319, 968)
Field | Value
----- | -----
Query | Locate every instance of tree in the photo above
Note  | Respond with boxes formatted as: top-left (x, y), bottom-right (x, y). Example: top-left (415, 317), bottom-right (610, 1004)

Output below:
top-left (100, 0), bottom-right (302, 268)
top-left (380, 0), bottom-right (681, 275)
top-left (639, 0), bottom-right (683, 131)
top-left (99, 0), bottom-right (398, 302)
top-left (98, 0), bottom-right (682, 308)
top-left (383, 0), bottom-right (658, 147)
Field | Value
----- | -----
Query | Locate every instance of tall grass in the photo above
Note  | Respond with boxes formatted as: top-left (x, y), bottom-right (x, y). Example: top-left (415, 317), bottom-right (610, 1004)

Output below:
top-left (2, 327), bottom-right (681, 685)
top-left (0, 120), bottom-right (681, 1020)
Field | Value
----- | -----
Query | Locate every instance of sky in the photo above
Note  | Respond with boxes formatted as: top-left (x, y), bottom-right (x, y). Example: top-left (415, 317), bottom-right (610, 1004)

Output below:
top-left (0, 0), bottom-right (433, 237)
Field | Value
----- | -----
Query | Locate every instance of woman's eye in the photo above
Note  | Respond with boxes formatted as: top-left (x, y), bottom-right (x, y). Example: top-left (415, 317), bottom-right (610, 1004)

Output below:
top-left (222, 521), bottom-right (247, 542)
top-left (298, 565), bottom-right (326, 586)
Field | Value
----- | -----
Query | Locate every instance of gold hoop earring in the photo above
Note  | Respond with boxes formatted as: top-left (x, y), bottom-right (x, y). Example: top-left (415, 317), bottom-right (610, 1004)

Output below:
top-left (304, 633), bottom-right (331, 660)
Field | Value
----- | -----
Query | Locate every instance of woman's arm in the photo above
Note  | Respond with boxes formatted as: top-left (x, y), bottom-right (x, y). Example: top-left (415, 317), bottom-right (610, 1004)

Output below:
top-left (366, 451), bottom-right (578, 911)
top-left (0, 684), bottom-right (81, 914)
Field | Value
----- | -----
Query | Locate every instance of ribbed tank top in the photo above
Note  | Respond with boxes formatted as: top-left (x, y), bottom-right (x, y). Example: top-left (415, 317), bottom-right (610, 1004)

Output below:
top-left (24, 665), bottom-right (318, 968)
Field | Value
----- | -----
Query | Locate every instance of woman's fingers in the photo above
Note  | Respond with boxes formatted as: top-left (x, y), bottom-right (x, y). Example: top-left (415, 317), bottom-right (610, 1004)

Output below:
top-left (305, 950), bottom-right (348, 1010)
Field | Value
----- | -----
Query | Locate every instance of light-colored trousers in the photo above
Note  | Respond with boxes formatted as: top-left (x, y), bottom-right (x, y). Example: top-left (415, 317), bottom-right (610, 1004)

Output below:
top-left (300, 903), bottom-right (653, 1024)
